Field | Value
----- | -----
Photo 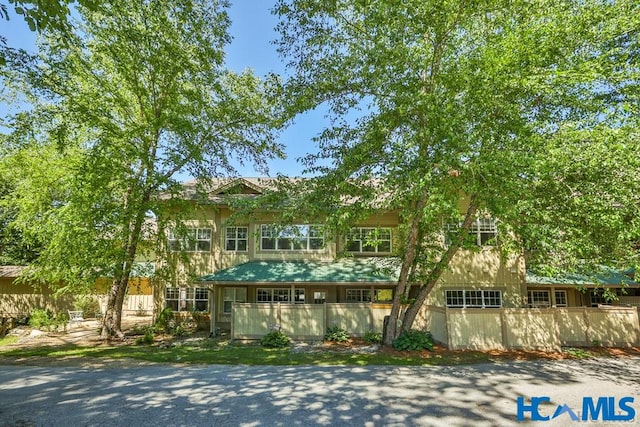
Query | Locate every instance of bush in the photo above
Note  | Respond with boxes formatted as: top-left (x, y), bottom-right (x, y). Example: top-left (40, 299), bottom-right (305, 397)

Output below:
top-left (73, 295), bottom-right (101, 316)
top-left (325, 325), bottom-right (349, 342)
top-left (135, 326), bottom-right (155, 345)
top-left (28, 309), bottom-right (68, 331)
top-left (363, 330), bottom-right (382, 344)
top-left (155, 307), bottom-right (175, 332)
top-left (261, 330), bottom-right (290, 348)
top-left (392, 330), bottom-right (434, 351)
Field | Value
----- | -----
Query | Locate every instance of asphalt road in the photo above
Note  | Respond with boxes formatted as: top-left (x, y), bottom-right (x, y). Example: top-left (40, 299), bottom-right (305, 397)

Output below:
top-left (1, 357), bottom-right (639, 427)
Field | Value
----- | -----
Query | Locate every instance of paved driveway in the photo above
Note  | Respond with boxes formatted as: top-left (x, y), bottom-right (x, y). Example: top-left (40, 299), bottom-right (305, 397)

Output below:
top-left (1, 357), bottom-right (639, 426)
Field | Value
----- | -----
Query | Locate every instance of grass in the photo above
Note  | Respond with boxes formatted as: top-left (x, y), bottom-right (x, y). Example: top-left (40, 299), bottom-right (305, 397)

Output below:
top-left (0, 336), bottom-right (18, 347)
top-left (0, 338), bottom-right (493, 366)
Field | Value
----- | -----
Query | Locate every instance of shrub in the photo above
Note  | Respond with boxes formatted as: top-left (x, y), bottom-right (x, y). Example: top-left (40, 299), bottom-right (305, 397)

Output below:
top-left (261, 330), bottom-right (290, 348)
top-left (155, 307), bottom-right (175, 332)
top-left (363, 330), bottom-right (382, 344)
top-left (325, 325), bottom-right (349, 342)
top-left (392, 330), bottom-right (434, 351)
top-left (190, 311), bottom-right (209, 331)
top-left (73, 295), bottom-right (101, 316)
top-left (28, 309), bottom-right (68, 331)
top-left (135, 327), bottom-right (155, 345)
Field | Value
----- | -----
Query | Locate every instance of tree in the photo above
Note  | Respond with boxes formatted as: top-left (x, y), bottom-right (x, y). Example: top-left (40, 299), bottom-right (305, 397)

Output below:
top-left (274, 1), bottom-right (640, 345)
top-left (1, 0), bottom-right (284, 338)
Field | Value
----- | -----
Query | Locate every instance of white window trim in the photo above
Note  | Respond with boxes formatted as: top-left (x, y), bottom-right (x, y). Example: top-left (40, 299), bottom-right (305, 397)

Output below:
top-left (225, 226), bottom-right (249, 252)
top-left (346, 227), bottom-right (392, 253)
top-left (259, 224), bottom-right (324, 251)
top-left (445, 289), bottom-right (503, 308)
top-left (168, 227), bottom-right (212, 253)
top-left (223, 287), bottom-right (247, 314)
top-left (554, 290), bottom-right (568, 307)
top-left (165, 286), bottom-right (209, 312)
top-left (528, 290), bottom-right (550, 308)
top-left (256, 288), bottom-right (306, 304)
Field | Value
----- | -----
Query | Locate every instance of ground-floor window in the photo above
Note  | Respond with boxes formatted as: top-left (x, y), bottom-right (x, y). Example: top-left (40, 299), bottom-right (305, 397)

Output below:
top-left (223, 287), bottom-right (247, 314)
top-left (345, 288), bottom-right (393, 303)
top-left (445, 289), bottom-right (503, 308)
top-left (256, 288), bottom-right (306, 303)
top-left (527, 290), bottom-right (550, 308)
top-left (554, 290), bottom-right (568, 307)
top-left (165, 287), bottom-right (209, 312)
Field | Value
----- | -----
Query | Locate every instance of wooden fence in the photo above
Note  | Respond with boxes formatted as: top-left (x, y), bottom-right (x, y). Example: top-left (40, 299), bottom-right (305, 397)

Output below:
top-left (231, 303), bottom-right (640, 350)
top-left (232, 303), bottom-right (391, 339)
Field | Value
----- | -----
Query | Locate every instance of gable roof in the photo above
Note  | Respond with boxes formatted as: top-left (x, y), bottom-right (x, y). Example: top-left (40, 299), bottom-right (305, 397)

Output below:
top-left (526, 266), bottom-right (638, 287)
top-left (198, 258), bottom-right (400, 284)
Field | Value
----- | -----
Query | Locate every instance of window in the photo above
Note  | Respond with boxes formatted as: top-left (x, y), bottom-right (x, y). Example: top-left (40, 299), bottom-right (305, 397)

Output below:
top-left (528, 290), bottom-right (550, 308)
top-left (470, 218), bottom-right (498, 246)
top-left (445, 289), bottom-right (503, 308)
top-left (346, 227), bottom-right (392, 253)
top-left (165, 287), bottom-right (209, 312)
top-left (554, 290), bottom-right (567, 307)
top-left (445, 217), bottom-right (498, 247)
top-left (313, 291), bottom-right (326, 304)
top-left (260, 225), bottom-right (324, 251)
top-left (225, 227), bottom-right (248, 252)
top-left (168, 228), bottom-right (211, 252)
top-left (256, 288), bottom-right (306, 303)
top-left (346, 289), bottom-right (371, 302)
top-left (223, 287), bottom-right (247, 314)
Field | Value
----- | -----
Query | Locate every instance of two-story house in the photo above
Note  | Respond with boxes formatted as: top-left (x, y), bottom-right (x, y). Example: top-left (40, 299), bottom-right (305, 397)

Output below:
top-left (158, 177), bottom-right (529, 338)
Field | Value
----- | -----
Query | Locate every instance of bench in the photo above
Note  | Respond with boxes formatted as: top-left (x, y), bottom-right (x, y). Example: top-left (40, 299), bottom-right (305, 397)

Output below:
top-left (68, 310), bottom-right (84, 322)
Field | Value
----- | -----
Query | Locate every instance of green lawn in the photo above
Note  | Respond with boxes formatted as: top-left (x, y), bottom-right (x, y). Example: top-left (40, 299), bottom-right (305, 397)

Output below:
top-left (0, 339), bottom-right (493, 366)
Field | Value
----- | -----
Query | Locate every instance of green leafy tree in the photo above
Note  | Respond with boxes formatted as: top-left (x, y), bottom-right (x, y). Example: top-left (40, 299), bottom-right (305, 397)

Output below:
top-left (274, 1), bottom-right (640, 345)
top-left (1, 0), bottom-right (284, 338)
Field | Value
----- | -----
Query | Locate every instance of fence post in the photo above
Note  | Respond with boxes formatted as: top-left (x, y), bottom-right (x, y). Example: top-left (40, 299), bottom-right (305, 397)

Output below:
top-left (500, 308), bottom-right (508, 349)
top-left (583, 307), bottom-right (590, 345)
top-left (445, 306), bottom-right (453, 350)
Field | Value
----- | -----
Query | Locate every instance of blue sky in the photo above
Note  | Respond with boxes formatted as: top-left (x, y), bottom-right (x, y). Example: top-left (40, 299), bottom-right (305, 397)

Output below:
top-left (0, 0), bottom-right (328, 178)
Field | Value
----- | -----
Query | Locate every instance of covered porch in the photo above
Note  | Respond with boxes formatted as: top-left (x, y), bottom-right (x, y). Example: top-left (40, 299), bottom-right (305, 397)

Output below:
top-left (197, 258), bottom-right (399, 337)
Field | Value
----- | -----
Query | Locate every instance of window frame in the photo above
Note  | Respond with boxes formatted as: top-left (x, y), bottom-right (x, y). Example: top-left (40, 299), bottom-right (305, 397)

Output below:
top-left (259, 224), bottom-right (324, 251)
top-left (165, 286), bottom-right (209, 312)
top-left (168, 227), bottom-right (212, 253)
top-left (256, 288), bottom-right (306, 304)
top-left (527, 290), bottom-right (550, 308)
top-left (223, 287), bottom-right (247, 314)
top-left (225, 226), bottom-right (249, 252)
top-left (346, 227), bottom-right (392, 254)
top-left (445, 289), bottom-right (503, 308)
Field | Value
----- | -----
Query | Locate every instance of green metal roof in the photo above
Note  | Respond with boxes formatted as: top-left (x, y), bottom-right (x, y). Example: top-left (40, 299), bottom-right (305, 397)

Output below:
top-left (526, 266), bottom-right (638, 286)
top-left (198, 258), bottom-right (400, 283)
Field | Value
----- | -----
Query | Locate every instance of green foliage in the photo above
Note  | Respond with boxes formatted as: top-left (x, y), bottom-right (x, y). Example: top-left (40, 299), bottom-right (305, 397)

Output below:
top-left (1, 0), bottom-right (285, 338)
top-left (28, 308), bottom-right (67, 331)
top-left (190, 311), bottom-right (209, 331)
top-left (73, 295), bottom-right (100, 316)
top-left (155, 308), bottom-right (175, 333)
top-left (324, 325), bottom-right (349, 342)
top-left (274, 0), bottom-right (640, 344)
top-left (260, 330), bottom-right (290, 348)
top-left (393, 330), bottom-right (434, 352)
top-left (363, 330), bottom-right (382, 344)
top-left (135, 327), bottom-right (155, 345)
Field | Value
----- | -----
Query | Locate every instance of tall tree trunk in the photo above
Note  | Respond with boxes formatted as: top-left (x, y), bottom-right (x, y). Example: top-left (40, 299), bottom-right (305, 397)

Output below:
top-left (383, 191), bottom-right (429, 346)
top-left (400, 199), bottom-right (478, 332)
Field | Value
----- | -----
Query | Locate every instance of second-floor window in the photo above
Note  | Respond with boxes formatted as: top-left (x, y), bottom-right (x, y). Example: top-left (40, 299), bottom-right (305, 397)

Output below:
top-left (260, 225), bottom-right (324, 251)
top-left (225, 226), bottom-right (248, 251)
top-left (168, 228), bottom-right (211, 252)
top-left (445, 217), bottom-right (498, 247)
top-left (346, 227), bottom-right (392, 253)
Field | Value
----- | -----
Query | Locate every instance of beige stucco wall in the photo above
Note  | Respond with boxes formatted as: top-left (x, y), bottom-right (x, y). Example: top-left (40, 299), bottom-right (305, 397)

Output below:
top-left (426, 249), bottom-right (525, 307)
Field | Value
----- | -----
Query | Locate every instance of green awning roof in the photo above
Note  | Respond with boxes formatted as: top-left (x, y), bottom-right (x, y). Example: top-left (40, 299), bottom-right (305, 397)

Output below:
top-left (198, 258), bottom-right (400, 283)
top-left (526, 266), bottom-right (638, 286)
